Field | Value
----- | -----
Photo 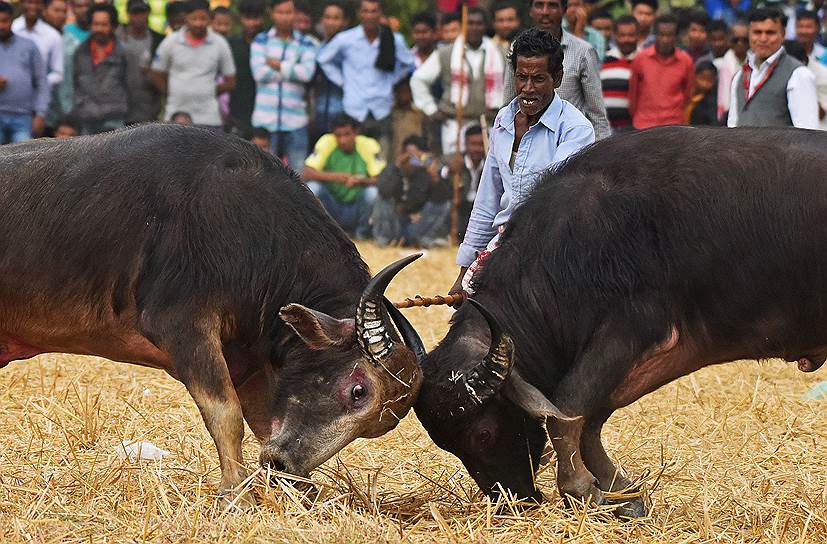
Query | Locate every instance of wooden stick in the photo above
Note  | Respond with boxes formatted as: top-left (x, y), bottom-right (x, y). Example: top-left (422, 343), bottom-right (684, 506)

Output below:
top-left (480, 113), bottom-right (489, 155)
top-left (450, 3), bottom-right (469, 247)
top-left (393, 293), bottom-right (467, 309)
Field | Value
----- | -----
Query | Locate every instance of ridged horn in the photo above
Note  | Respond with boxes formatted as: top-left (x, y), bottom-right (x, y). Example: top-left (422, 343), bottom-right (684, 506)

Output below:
top-left (458, 299), bottom-right (515, 406)
top-left (356, 254), bottom-right (422, 365)
top-left (383, 297), bottom-right (425, 363)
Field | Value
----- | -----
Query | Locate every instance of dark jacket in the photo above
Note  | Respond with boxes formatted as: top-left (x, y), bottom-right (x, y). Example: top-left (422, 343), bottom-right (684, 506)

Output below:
top-left (377, 164), bottom-right (450, 214)
top-left (690, 91), bottom-right (719, 126)
top-left (72, 38), bottom-right (131, 122)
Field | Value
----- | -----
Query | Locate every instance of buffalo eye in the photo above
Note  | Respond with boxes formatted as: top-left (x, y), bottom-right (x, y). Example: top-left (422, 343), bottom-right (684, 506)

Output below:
top-left (478, 429), bottom-right (491, 444)
top-left (351, 384), bottom-right (367, 403)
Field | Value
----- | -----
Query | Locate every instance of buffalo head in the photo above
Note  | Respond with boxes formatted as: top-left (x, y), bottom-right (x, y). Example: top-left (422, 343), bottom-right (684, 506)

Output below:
top-left (234, 255), bottom-right (424, 478)
top-left (414, 299), bottom-right (572, 503)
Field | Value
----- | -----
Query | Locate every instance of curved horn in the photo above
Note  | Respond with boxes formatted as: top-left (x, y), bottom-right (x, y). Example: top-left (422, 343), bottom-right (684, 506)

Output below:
top-left (383, 297), bottom-right (425, 363)
top-left (458, 299), bottom-right (515, 406)
top-left (356, 253), bottom-right (422, 365)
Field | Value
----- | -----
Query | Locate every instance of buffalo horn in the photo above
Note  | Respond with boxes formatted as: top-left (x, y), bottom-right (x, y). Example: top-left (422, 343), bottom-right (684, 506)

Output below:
top-left (356, 253), bottom-right (422, 365)
top-left (384, 298), bottom-right (425, 363)
top-left (459, 299), bottom-right (515, 406)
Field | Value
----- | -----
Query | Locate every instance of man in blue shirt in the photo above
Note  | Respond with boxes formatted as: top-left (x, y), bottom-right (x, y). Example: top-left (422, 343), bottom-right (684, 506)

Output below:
top-left (316, 0), bottom-right (414, 157)
top-left (0, 1), bottom-right (49, 143)
top-left (449, 27), bottom-right (595, 300)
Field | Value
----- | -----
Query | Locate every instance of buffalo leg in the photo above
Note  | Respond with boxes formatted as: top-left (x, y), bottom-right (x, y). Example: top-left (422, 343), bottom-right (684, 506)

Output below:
top-left (547, 416), bottom-right (605, 507)
top-left (153, 317), bottom-right (254, 510)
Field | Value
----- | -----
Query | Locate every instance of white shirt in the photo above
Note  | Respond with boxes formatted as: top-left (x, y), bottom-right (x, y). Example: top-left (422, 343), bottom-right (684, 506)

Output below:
top-left (717, 49), bottom-right (745, 117)
top-left (727, 47), bottom-right (819, 129)
top-left (806, 56), bottom-right (827, 130)
top-left (411, 43), bottom-right (485, 116)
top-left (11, 17), bottom-right (63, 88)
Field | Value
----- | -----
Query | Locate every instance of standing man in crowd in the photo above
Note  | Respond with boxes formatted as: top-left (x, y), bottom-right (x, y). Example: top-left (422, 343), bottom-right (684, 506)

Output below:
top-left (117, 0), bottom-right (163, 124)
top-left (228, 0), bottom-right (264, 138)
top-left (0, 0), bottom-right (48, 142)
top-left (56, 0), bottom-right (89, 127)
top-left (317, 0), bottom-right (415, 156)
top-left (728, 8), bottom-right (818, 128)
top-left (250, 0), bottom-right (317, 172)
top-left (450, 28), bottom-right (595, 298)
top-left (716, 20), bottom-right (747, 120)
top-left (309, 0), bottom-right (348, 145)
top-left (504, 0), bottom-right (609, 139)
top-left (411, 7), bottom-right (506, 154)
top-left (708, 19), bottom-right (729, 63)
top-left (12, 0), bottom-right (63, 91)
top-left (151, 0), bottom-right (235, 129)
top-left (629, 14), bottom-right (694, 129)
top-left (71, 3), bottom-right (129, 134)
top-left (795, 10), bottom-right (825, 64)
top-left (43, 0), bottom-right (66, 32)
top-left (303, 114), bottom-right (385, 240)
top-left (601, 15), bottom-right (638, 132)
top-left (684, 10), bottom-right (712, 64)
top-left (492, 1), bottom-right (521, 51)
top-left (410, 11), bottom-right (437, 67)
top-left (631, 0), bottom-right (657, 47)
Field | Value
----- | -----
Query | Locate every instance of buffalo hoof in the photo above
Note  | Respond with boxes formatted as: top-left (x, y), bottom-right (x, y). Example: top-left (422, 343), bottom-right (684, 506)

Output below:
top-left (218, 487), bottom-right (257, 513)
top-left (612, 497), bottom-right (647, 519)
top-left (560, 483), bottom-right (606, 510)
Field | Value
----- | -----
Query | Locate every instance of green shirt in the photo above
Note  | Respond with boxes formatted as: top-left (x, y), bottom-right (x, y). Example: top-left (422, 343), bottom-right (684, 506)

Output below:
top-left (304, 134), bottom-right (386, 203)
top-left (323, 148), bottom-right (369, 203)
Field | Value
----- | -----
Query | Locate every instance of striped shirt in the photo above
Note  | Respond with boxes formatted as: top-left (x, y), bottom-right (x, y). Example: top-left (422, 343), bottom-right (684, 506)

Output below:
top-left (251, 29), bottom-right (317, 132)
top-left (600, 47), bottom-right (635, 131)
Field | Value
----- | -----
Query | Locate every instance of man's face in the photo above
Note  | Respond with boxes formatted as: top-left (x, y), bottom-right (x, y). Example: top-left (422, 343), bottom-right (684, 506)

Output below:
top-left (514, 55), bottom-right (559, 117)
top-left (530, 0), bottom-right (563, 34)
top-left (695, 68), bottom-right (716, 94)
top-left (90, 10), bottom-right (112, 43)
top-left (465, 133), bottom-right (485, 164)
top-left (127, 9), bottom-right (149, 31)
top-left (412, 22), bottom-right (435, 50)
top-left (0, 12), bottom-right (12, 40)
top-left (321, 4), bottom-right (346, 39)
top-left (71, 0), bottom-right (90, 24)
top-left (240, 14), bottom-right (262, 36)
top-left (590, 16), bottom-right (612, 42)
top-left (709, 29), bottom-right (728, 57)
top-left (654, 22), bottom-right (677, 57)
top-left (169, 12), bottom-right (185, 31)
top-left (731, 24), bottom-right (748, 57)
top-left (687, 22), bottom-right (708, 50)
top-left (493, 6), bottom-right (520, 41)
top-left (632, 4), bottom-right (655, 34)
top-left (294, 9), bottom-right (311, 33)
top-left (358, 0), bottom-right (381, 33)
top-left (615, 22), bottom-right (638, 56)
top-left (44, 0), bottom-right (68, 30)
top-left (271, 1), bottom-right (294, 33)
top-left (334, 125), bottom-right (357, 154)
top-left (796, 18), bottom-right (819, 48)
top-left (252, 136), bottom-right (270, 152)
top-left (185, 8), bottom-right (210, 37)
top-left (565, 0), bottom-right (582, 28)
top-left (441, 20), bottom-right (460, 42)
top-left (749, 18), bottom-right (783, 62)
top-left (23, 0), bottom-right (44, 20)
top-left (466, 12), bottom-right (486, 46)
top-left (55, 124), bottom-right (78, 138)
top-left (211, 12), bottom-right (232, 36)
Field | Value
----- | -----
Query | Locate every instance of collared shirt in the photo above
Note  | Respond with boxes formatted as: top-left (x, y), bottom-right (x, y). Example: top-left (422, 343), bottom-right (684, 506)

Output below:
top-left (457, 94), bottom-right (595, 267)
top-left (0, 34), bottom-right (49, 116)
top-left (629, 46), bottom-right (695, 129)
top-left (504, 31), bottom-right (610, 140)
top-left (317, 25), bottom-right (415, 122)
top-left (727, 47), bottom-right (819, 129)
top-left (250, 29), bottom-right (317, 132)
top-left (11, 17), bottom-right (63, 88)
top-left (152, 28), bottom-right (236, 126)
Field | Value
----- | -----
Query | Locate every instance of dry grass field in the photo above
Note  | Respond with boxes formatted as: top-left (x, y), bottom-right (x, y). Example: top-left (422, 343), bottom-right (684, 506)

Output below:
top-left (0, 242), bottom-right (825, 543)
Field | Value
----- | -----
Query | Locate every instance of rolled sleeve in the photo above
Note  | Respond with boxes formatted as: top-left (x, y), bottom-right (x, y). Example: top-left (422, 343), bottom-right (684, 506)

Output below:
top-left (317, 35), bottom-right (344, 88)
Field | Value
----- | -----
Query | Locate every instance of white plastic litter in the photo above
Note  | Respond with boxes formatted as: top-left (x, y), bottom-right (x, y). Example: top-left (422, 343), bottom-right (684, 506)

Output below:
top-left (802, 381), bottom-right (827, 400)
top-left (115, 440), bottom-right (171, 462)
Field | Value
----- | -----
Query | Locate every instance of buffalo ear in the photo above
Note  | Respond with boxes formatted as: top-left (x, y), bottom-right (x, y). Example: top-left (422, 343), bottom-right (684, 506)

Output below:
top-left (503, 371), bottom-right (580, 421)
top-left (279, 304), bottom-right (355, 350)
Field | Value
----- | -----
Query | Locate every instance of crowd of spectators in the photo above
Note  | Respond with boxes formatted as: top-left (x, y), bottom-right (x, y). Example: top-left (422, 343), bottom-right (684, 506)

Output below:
top-left (1, 0), bottom-right (825, 245)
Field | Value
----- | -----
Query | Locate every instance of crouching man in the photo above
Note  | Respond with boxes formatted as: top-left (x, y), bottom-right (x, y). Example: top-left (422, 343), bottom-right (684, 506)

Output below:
top-left (372, 135), bottom-right (451, 248)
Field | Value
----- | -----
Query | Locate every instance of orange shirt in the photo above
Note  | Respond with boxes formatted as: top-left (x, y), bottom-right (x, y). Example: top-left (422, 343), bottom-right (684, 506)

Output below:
top-left (629, 46), bottom-right (695, 129)
top-left (90, 39), bottom-right (115, 65)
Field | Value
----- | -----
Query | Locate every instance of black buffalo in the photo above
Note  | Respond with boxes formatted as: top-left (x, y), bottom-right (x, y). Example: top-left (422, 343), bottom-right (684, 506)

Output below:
top-left (0, 124), bottom-right (424, 508)
top-left (414, 126), bottom-right (827, 516)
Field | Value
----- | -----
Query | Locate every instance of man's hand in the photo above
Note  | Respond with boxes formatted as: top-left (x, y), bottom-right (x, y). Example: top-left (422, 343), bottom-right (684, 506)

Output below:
top-left (448, 266), bottom-right (468, 308)
top-left (0, 75), bottom-right (7, 91)
top-left (31, 115), bottom-right (45, 137)
top-left (345, 175), bottom-right (362, 188)
top-left (266, 58), bottom-right (282, 71)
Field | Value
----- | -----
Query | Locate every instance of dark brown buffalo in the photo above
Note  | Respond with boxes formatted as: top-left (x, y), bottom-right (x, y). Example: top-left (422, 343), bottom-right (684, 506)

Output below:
top-left (414, 126), bottom-right (827, 516)
top-left (0, 124), bottom-right (424, 508)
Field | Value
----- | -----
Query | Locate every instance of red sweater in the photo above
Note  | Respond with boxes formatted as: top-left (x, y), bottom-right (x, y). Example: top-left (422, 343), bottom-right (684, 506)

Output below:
top-left (629, 46), bottom-right (695, 129)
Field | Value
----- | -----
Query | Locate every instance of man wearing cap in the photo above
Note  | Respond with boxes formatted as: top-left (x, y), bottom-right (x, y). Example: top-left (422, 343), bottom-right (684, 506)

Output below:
top-left (116, 0), bottom-right (163, 122)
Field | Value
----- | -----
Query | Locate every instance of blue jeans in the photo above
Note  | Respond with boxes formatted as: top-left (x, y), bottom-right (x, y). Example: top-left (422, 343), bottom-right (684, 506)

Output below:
top-left (270, 126), bottom-right (308, 175)
top-left (307, 181), bottom-right (378, 239)
top-left (0, 114), bottom-right (32, 144)
top-left (372, 197), bottom-right (450, 247)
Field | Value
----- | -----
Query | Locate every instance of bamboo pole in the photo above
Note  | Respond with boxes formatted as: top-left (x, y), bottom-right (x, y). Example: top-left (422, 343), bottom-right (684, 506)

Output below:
top-left (450, 3), bottom-right (469, 247)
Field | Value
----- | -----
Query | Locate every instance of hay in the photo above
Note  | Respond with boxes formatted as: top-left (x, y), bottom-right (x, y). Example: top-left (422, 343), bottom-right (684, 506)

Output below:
top-left (0, 242), bottom-right (825, 543)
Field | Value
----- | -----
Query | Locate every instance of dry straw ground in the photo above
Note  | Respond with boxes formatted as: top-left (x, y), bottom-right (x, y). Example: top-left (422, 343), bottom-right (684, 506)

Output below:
top-left (1, 243), bottom-right (825, 543)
